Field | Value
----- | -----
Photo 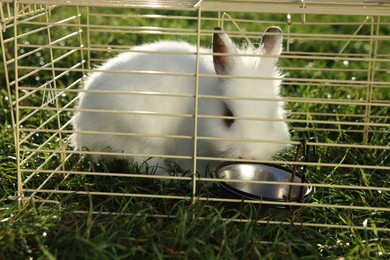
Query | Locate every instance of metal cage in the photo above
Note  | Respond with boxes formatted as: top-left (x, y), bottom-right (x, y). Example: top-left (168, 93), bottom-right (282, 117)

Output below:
top-left (1, 0), bottom-right (390, 233)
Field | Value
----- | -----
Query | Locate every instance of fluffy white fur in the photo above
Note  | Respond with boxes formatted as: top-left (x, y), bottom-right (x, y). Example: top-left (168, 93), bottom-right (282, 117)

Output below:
top-left (70, 28), bottom-right (290, 176)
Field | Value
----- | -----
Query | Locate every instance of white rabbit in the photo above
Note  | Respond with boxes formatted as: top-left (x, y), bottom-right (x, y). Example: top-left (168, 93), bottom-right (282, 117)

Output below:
top-left (70, 26), bottom-right (290, 176)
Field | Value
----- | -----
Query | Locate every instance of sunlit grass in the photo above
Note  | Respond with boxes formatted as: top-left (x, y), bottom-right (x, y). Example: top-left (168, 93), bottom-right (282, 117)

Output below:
top-left (1, 6), bottom-right (389, 259)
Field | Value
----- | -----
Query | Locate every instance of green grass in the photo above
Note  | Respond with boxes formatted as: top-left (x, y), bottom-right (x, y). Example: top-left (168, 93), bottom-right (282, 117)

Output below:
top-left (1, 5), bottom-right (390, 259)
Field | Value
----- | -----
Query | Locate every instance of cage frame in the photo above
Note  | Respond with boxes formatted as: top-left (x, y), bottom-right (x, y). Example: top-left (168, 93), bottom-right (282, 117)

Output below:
top-left (1, 0), bottom-right (390, 234)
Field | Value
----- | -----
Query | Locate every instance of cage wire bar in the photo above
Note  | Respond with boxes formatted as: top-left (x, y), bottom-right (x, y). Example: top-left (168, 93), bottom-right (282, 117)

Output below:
top-left (1, 0), bottom-right (390, 232)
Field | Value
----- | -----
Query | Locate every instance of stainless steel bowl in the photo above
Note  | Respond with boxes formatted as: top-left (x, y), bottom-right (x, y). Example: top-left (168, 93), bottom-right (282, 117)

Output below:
top-left (214, 163), bottom-right (313, 202)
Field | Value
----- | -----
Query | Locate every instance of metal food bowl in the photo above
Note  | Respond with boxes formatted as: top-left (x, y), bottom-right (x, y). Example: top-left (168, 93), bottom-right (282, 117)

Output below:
top-left (214, 162), bottom-right (313, 202)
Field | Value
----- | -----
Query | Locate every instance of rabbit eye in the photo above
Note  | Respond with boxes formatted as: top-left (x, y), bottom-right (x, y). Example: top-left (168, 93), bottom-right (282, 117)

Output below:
top-left (223, 102), bottom-right (235, 128)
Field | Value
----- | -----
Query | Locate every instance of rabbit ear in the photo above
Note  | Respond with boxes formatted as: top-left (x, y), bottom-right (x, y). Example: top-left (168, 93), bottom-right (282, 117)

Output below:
top-left (212, 27), bottom-right (236, 75)
top-left (261, 26), bottom-right (283, 56)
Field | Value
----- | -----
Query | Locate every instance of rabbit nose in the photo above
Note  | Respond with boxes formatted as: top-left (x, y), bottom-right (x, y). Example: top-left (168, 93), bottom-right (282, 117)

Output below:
top-left (238, 151), bottom-right (254, 160)
top-left (239, 156), bottom-right (255, 161)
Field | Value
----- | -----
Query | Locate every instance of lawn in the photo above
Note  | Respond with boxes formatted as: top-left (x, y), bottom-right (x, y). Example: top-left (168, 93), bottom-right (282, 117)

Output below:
top-left (1, 3), bottom-right (389, 259)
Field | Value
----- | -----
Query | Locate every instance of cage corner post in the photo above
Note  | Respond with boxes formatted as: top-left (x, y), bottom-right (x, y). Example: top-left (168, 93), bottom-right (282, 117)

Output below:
top-left (12, 0), bottom-right (25, 207)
